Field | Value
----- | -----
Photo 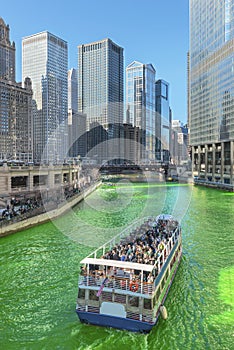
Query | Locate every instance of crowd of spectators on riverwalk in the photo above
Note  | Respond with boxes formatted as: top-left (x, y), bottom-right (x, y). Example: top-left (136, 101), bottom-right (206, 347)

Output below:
top-left (0, 197), bottom-right (43, 222)
top-left (0, 177), bottom-right (99, 227)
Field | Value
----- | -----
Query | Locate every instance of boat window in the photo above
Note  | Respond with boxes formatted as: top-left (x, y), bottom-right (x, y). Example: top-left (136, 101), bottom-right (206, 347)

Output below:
top-left (144, 298), bottom-right (152, 310)
top-left (101, 292), bottom-right (112, 301)
top-left (78, 289), bottom-right (85, 298)
top-left (129, 296), bottom-right (139, 307)
top-left (114, 294), bottom-right (126, 304)
top-left (89, 290), bottom-right (99, 301)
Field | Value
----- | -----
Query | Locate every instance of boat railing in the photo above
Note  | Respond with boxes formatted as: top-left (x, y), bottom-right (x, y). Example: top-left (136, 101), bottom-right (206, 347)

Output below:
top-left (78, 225), bottom-right (181, 296)
top-left (155, 225), bottom-right (181, 273)
top-left (78, 274), bottom-right (155, 295)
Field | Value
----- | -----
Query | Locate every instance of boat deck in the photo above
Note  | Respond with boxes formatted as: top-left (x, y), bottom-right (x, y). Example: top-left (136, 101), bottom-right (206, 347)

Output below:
top-left (78, 215), bottom-right (181, 296)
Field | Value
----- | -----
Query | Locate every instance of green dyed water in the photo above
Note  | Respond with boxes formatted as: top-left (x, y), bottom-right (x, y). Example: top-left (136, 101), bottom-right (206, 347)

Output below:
top-left (0, 181), bottom-right (233, 350)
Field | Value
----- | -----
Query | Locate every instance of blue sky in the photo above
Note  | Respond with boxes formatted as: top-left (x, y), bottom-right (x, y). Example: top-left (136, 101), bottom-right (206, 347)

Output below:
top-left (1, 0), bottom-right (189, 122)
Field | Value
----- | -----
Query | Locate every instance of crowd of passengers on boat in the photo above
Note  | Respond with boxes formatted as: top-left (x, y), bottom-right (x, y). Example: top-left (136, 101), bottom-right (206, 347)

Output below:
top-left (80, 218), bottom-right (180, 288)
top-left (102, 218), bottom-right (179, 266)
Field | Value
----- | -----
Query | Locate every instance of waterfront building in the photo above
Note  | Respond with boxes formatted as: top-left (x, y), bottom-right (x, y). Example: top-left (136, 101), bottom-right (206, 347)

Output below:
top-left (86, 122), bottom-right (108, 162)
top-left (0, 78), bottom-right (33, 162)
top-left (155, 79), bottom-right (171, 163)
top-left (122, 123), bottom-right (141, 164)
top-left (171, 120), bottom-right (189, 165)
top-left (0, 17), bottom-right (15, 81)
top-left (0, 18), bottom-right (33, 162)
top-left (126, 61), bottom-right (156, 162)
top-left (189, 0), bottom-right (234, 184)
top-left (78, 38), bottom-right (124, 162)
top-left (0, 162), bottom-right (81, 201)
top-left (22, 31), bottom-right (68, 164)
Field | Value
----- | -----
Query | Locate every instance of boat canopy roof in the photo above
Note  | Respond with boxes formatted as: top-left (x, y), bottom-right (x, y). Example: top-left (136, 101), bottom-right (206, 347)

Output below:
top-left (80, 257), bottom-right (154, 272)
top-left (155, 214), bottom-right (175, 222)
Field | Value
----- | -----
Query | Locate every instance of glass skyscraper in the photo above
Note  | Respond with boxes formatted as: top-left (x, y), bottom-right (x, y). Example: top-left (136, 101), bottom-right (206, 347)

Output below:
top-left (126, 61), bottom-right (156, 162)
top-left (22, 31), bottom-right (68, 163)
top-left (78, 38), bottom-right (124, 162)
top-left (68, 68), bottom-right (78, 114)
top-left (189, 0), bottom-right (234, 184)
top-left (155, 79), bottom-right (171, 163)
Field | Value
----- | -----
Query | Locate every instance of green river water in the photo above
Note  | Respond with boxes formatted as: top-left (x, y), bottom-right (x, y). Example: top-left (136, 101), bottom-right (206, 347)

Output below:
top-left (0, 180), bottom-right (233, 350)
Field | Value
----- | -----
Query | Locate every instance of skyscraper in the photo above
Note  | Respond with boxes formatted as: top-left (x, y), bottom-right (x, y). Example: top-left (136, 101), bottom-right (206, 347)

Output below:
top-left (22, 31), bottom-right (68, 163)
top-left (0, 17), bottom-right (15, 81)
top-left (68, 112), bottom-right (87, 158)
top-left (126, 61), bottom-right (156, 162)
top-left (0, 17), bottom-right (33, 162)
top-left (68, 68), bottom-right (78, 114)
top-left (155, 79), bottom-right (171, 163)
top-left (171, 120), bottom-right (189, 165)
top-left (78, 38), bottom-right (124, 162)
top-left (0, 78), bottom-right (33, 162)
top-left (189, 0), bottom-right (234, 184)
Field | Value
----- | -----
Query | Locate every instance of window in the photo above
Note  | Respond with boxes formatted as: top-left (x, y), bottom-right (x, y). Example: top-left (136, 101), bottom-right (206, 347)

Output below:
top-left (144, 298), bottom-right (152, 310)
top-left (129, 296), bottom-right (139, 307)
top-left (89, 290), bottom-right (99, 301)
top-left (78, 289), bottom-right (85, 299)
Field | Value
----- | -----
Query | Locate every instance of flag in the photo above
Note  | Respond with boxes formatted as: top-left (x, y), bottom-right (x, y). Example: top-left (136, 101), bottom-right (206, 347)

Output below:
top-left (96, 277), bottom-right (108, 297)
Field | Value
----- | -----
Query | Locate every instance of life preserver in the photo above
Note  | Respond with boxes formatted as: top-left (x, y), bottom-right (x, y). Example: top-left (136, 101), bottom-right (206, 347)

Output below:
top-left (159, 243), bottom-right (164, 251)
top-left (130, 281), bottom-right (139, 292)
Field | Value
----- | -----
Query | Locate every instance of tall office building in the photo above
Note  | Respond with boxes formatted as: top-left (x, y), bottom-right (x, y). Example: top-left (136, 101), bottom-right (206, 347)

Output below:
top-left (155, 79), bottom-right (171, 163)
top-left (68, 68), bottom-right (78, 114)
top-left (122, 123), bottom-right (141, 164)
top-left (0, 17), bottom-right (15, 81)
top-left (189, 0), bottom-right (234, 184)
top-left (22, 31), bottom-right (68, 163)
top-left (68, 112), bottom-right (87, 158)
top-left (0, 18), bottom-right (33, 162)
top-left (78, 38), bottom-right (124, 162)
top-left (126, 61), bottom-right (156, 162)
top-left (0, 78), bottom-right (33, 162)
top-left (171, 120), bottom-right (189, 165)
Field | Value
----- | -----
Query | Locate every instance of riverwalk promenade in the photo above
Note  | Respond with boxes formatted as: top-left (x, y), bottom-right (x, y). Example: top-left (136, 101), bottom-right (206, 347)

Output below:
top-left (194, 178), bottom-right (234, 191)
top-left (0, 180), bottom-right (101, 237)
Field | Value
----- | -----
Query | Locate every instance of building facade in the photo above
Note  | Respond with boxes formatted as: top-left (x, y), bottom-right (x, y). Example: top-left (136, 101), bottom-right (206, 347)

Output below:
top-left (0, 18), bottom-right (33, 163)
top-left (126, 61), bottom-right (156, 163)
top-left (68, 68), bottom-right (78, 114)
top-left (0, 17), bottom-right (15, 81)
top-left (68, 111), bottom-right (87, 158)
top-left (171, 120), bottom-right (189, 165)
top-left (22, 31), bottom-right (68, 164)
top-left (122, 123), bottom-right (141, 164)
top-left (155, 79), bottom-right (171, 163)
top-left (78, 38), bottom-right (124, 162)
top-left (0, 78), bottom-right (33, 162)
top-left (189, 0), bottom-right (234, 184)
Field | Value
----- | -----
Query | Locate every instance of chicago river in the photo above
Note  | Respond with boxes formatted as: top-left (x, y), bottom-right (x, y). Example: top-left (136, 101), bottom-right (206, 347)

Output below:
top-left (0, 180), bottom-right (233, 350)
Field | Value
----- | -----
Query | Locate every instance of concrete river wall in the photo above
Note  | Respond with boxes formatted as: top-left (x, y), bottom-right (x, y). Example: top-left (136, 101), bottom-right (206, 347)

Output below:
top-left (0, 181), bottom-right (101, 237)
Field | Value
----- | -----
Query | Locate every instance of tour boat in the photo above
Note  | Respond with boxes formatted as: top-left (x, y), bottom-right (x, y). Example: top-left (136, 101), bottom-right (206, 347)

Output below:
top-left (76, 214), bottom-right (182, 333)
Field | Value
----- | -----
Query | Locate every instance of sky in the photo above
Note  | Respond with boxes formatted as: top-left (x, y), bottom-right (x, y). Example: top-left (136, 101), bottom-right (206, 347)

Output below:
top-left (1, 0), bottom-right (189, 122)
